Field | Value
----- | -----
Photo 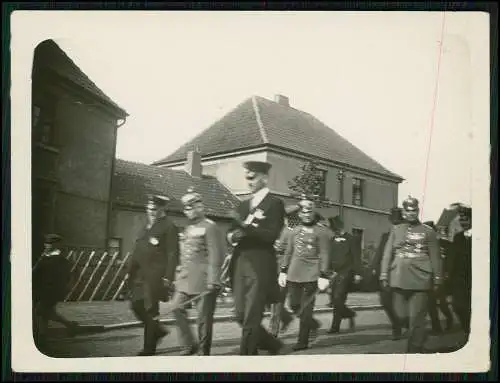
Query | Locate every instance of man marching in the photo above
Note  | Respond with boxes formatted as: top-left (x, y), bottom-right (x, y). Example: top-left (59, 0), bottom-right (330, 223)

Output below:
top-left (226, 161), bottom-right (285, 355)
top-left (327, 215), bottom-right (363, 334)
top-left (448, 204), bottom-right (472, 337)
top-left (279, 196), bottom-right (333, 351)
top-left (372, 207), bottom-right (406, 340)
top-left (269, 205), bottom-right (301, 337)
top-left (171, 188), bottom-right (224, 356)
top-left (128, 194), bottom-right (180, 356)
top-left (380, 196), bottom-right (442, 353)
top-left (33, 234), bottom-right (80, 351)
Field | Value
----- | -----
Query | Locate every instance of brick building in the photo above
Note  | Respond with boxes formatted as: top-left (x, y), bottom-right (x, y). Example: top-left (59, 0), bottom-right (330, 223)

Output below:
top-left (110, 156), bottom-right (240, 258)
top-left (31, 39), bottom-right (128, 259)
top-left (154, 94), bottom-right (404, 251)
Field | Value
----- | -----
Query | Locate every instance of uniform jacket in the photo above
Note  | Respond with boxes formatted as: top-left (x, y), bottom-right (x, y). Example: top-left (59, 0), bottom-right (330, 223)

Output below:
top-left (448, 230), bottom-right (472, 295)
top-left (281, 224), bottom-right (332, 283)
top-left (33, 249), bottom-right (73, 303)
top-left (128, 214), bottom-right (180, 301)
top-left (330, 231), bottom-right (362, 275)
top-left (380, 222), bottom-right (442, 291)
top-left (274, 226), bottom-right (293, 270)
top-left (226, 193), bottom-right (285, 304)
top-left (175, 217), bottom-right (225, 295)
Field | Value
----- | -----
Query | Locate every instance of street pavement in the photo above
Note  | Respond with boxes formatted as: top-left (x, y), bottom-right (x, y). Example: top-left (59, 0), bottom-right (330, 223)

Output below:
top-left (53, 292), bottom-right (380, 328)
top-left (41, 309), bottom-right (467, 358)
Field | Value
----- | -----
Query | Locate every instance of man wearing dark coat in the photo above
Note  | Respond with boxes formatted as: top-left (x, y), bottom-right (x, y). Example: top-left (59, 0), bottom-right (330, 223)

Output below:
top-left (448, 204), bottom-right (472, 337)
top-left (423, 221), bottom-right (455, 334)
top-left (32, 234), bottom-right (80, 350)
top-left (226, 161), bottom-right (285, 355)
top-left (327, 215), bottom-right (363, 334)
top-left (128, 194), bottom-right (180, 356)
top-left (372, 207), bottom-right (405, 339)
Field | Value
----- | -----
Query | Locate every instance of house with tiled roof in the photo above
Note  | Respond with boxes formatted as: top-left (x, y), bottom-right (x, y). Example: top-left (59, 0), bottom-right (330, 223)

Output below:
top-left (154, 94), bottom-right (404, 248)
top-left (32, 39), bottom-right (128, 257)
top-left (109, 158), bottom-right (240, 257)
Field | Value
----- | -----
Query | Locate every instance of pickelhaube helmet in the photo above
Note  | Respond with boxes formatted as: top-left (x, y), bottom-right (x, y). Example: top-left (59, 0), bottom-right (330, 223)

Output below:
top-left (181, 187), bottom-right (203, 208)
top-left (298, 194), bottom-right (314, 213)
top-left (402, 195), bottom-right (419, 211)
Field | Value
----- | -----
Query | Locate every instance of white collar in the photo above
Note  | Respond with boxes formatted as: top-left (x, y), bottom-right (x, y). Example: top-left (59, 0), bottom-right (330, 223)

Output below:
top-left (251, 187), bottom-right (269, 208)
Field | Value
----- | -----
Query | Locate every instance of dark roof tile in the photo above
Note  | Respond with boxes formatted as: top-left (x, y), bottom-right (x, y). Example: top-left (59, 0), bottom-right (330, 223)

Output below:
top-left (112, 159), bottom-right (240, 218)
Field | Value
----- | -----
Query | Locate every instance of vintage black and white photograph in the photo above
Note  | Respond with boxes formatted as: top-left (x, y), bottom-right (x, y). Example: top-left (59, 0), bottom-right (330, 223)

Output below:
top-left (10, 10), bottom-right (490, 373)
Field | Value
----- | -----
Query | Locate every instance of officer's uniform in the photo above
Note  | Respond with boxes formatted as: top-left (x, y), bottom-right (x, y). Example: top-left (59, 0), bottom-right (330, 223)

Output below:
top-left (128, 194), bottom-right (180, 356)
top-left (380, 197), bottom-right (442, 353)
top-left (424, 221), bottom-right (454, 333)
top-left (328, 215), bottom-right (362, 333)
top-left (448, 205), bottom-right (472, 335)
top-left (280, 198), bottom-right (332, 350)
top-left (32, 234), bottom-right (79, 350)
top-left (372, 207), bottom-right (405, 339)
top-left (171, 189), bottom-right (224, 356)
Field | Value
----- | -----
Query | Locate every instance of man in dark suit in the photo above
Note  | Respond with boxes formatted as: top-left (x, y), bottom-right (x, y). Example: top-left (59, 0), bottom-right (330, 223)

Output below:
top-left (448, 204), bottom-right (472, 337)
top-left (226, 161), bottom-right (285, 355)
top-left (423, 221), bottom-right (455, 334)
top-left (327, 215), bottom-right (363, 334)
top-left (128, 194), bottom-right (180, 356)
top-left (371, 207), bottom-right (405, 340)
top-left (171, 188), bottom-right (224, 356)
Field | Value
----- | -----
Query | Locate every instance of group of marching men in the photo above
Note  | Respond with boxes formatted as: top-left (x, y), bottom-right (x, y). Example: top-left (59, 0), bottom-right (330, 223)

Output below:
top-left (32, 160), bottom-right (472, 357)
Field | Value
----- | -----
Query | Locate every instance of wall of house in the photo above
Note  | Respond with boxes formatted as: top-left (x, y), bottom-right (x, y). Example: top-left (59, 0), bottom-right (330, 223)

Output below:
top-left (110, 207), bottom-right (233, 259)
top-left (53, 93), bottom-right (118, 248)
top-left (265, 151), bottom-right (398, 212)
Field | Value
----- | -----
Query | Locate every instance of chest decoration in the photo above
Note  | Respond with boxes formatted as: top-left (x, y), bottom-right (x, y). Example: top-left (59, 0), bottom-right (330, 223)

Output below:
top-left (181, 226), bottom-right (207, 259)
top-left (296, 228), bottom-right (317, 255)
top-left (334, 237), bottom-right (346, 242)
top-left (149, 237), bottom-right (159, 246)
top-left (402, 229), bottom-right (428, 253)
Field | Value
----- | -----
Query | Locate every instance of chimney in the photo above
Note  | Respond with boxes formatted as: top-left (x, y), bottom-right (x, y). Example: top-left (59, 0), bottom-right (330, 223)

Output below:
top-left (185, 148), bottom-right (202, 178)
top-left (274, 94), bottom-right (290, 107)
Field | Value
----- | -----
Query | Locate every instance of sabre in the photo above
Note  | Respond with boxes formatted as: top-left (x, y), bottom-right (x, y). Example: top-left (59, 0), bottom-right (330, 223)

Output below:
top-left (160, 290), bottom-right (213, 317)
top-left (77, 251), bottom-right (108, 301)
top-left (64, 250), bottom-right (96, 302)
top-left (89, 251), bottom-right (119, 301)
top-left (103, 252), bottom-right (130, 300)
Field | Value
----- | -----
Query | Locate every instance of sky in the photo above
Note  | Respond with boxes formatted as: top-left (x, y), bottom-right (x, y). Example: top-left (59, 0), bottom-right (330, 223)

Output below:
top-left (43, 11), bottom-right (483, 223)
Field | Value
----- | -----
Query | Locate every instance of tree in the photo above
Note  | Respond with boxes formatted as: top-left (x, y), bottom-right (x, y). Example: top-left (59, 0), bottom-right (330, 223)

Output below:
top-left (287, 161), bottom-right (327, 200)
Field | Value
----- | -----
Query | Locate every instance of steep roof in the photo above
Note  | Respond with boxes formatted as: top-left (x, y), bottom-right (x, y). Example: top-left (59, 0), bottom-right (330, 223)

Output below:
top-left (154, 95), bottom-right (402, 180)
top-left (33, 39), bottom-right (128, 118)
top-left (112, 159), bottom-right (240, 218)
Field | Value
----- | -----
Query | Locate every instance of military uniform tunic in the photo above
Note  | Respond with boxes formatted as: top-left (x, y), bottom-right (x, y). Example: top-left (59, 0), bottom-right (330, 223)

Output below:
top-left (175, 218), bottom-right (224, 295)
top-left (380, 222), bottom-right (442, 290)
top-left (281, 224), bottom-right (331, 283)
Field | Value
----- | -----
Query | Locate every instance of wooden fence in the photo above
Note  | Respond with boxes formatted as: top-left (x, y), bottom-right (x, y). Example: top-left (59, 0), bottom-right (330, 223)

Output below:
top-left (33, 248), bottom-right (131, 302)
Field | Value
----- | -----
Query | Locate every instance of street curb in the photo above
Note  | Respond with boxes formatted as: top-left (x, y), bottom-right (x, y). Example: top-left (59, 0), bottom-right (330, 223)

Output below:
top-left (78, 304), bottom-right (382, 334)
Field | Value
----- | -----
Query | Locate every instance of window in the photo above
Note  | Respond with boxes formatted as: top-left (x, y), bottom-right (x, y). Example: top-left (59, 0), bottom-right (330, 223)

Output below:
top-left (315, 168), bottom-right (327, 198)
top-left (32, 93), bottom-right (57, 146)
top-left (352, 177), bottom-right (364, 206)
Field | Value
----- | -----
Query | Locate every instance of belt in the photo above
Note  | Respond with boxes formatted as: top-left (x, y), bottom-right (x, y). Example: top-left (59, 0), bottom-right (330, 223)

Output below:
top-left (395, 252), bottom-right (428, 259)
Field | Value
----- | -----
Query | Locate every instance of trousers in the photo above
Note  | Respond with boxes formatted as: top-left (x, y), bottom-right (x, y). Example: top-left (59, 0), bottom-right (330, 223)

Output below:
top-left (392, 288), bottom-right (429, 353)
top-left (269, 285), bottom-right (293, 336)
top-left (330, 270), bottom-right (356, 330)
top-left (131, 298), bottom-right (163, 354)
top-left (288, 281), bottom-right (317, 346)
top-left (171, 290), bottom-right (217, 355)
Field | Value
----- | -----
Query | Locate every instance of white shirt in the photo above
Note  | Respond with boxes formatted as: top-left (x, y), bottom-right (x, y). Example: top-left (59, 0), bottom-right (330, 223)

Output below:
top-left (250, 187), bottom-right (269, 210)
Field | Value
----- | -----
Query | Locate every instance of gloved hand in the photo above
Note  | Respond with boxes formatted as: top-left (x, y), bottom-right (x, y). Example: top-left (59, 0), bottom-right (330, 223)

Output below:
top-left (380, 279), bottom-right (390, 291)
top-left (317, 277), bottom-right (330, 291)
top-left (354, 274), bottom-right (363, 284)
top-left (278, 272), bottom-right (287, 288)
top-left (207, 283), bottom-right (223, 294)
